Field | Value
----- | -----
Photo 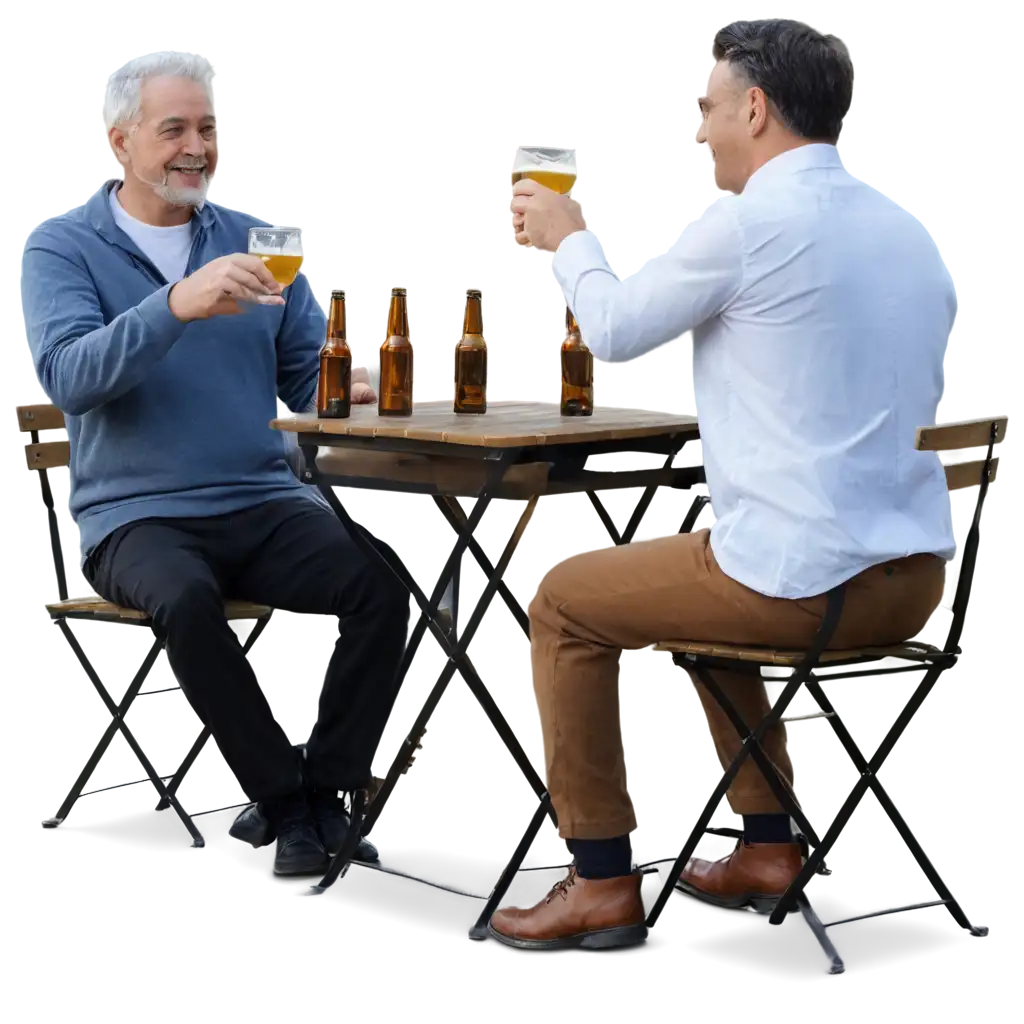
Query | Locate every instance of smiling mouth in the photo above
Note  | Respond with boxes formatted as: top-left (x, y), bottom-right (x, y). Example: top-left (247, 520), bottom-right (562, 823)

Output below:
top-left (170, 166), bottom-right (206, 176)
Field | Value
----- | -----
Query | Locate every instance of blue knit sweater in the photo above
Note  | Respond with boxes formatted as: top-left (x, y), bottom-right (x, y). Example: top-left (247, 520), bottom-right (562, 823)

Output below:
top-left (21, 181), bottom-right (324, 560)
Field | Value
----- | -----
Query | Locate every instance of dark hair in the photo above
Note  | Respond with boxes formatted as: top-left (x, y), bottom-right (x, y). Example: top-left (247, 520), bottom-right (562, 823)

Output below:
top-left (712, 19), bottom-right (853, 143)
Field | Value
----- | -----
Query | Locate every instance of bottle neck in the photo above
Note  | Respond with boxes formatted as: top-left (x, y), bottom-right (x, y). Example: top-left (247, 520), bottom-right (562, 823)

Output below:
top-left (564, 307), bottom-right (587, 348)
top-left (387, 296), bottom-right (409, 337)
top-left (462, 296), bottom-right (484, 336)
top-left (327, 299), bottom-right (347, 341)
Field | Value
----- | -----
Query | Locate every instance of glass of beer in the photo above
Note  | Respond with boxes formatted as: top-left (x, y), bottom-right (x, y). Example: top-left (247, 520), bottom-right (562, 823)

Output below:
top-left (509, 145), bottom-right (581, 248)
top-left (511, 147), bottom-right (577, 195)
top-left (248, 226), bottom-right (303, 291)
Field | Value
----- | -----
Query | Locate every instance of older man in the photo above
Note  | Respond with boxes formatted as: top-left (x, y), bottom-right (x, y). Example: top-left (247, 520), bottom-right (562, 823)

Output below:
top-left (21, 52), bottom-right (408, 876)
top-left (492, 19), bottom-right (954, 949)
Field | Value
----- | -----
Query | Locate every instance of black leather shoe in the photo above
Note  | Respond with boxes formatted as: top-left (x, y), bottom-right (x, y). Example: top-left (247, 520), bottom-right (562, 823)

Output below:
top-left (228, 802), bottom-right (273, 848)
top-left (310, 789), bottom-right (379, 861)
top-left (266, 793), bottom-right (330, 877)
top-left (229, 790), bottom-right (380, 864)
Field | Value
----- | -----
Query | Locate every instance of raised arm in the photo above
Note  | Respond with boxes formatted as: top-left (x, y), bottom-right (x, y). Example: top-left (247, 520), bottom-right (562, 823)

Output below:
top-left (552, 198), bottom-right (743, 362)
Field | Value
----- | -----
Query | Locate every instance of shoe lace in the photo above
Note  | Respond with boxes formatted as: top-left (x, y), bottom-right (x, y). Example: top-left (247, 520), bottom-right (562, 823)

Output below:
top-left (545, 866), bottom-right (579, 903)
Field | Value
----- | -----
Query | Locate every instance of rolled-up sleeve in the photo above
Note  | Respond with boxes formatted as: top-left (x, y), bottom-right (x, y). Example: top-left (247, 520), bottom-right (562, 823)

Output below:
top-left (551, 197), bottom-right (743, 362)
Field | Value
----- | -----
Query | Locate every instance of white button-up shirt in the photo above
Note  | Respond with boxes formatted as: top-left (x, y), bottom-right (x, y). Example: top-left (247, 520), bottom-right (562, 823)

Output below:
top-left (553, 144), bottom-right (956, 599)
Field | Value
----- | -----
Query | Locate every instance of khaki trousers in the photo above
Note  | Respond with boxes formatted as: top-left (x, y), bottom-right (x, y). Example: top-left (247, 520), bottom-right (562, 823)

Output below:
top-left (528, 528), bottom-right (945, 839)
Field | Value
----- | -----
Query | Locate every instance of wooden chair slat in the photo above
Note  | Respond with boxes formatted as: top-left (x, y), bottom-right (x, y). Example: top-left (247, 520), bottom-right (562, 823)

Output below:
top-left (45, 595), bottom-right (271, 622)
top-left (652, 638), bottom-right (940, 666)
top-left (916, 417), bottom-right (1007, 451)
top-left (16, 404), bottom-right (65, 433)
top-left (945, 458), bottom-right (998, 491)
top-left (25, 440), bottom-right (70, 471)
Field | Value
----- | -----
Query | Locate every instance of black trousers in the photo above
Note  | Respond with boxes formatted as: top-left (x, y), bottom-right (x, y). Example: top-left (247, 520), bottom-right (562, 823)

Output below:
top-left (84, 495), bottom-right (410, 802)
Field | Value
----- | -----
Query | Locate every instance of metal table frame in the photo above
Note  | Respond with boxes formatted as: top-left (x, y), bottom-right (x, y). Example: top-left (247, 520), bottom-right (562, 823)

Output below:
top-left (294, 427), bottom-right (704, 936)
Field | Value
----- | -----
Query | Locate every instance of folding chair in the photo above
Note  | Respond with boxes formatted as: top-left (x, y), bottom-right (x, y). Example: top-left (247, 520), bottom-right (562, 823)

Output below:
top-left (647, 416), bottom-right (1005, 972)
top-left (19, 399), bottom-right (276, 847)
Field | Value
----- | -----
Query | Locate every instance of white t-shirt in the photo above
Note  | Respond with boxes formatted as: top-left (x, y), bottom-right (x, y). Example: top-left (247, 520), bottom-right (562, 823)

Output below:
top-left (108, 184), bottom-right (193, 284)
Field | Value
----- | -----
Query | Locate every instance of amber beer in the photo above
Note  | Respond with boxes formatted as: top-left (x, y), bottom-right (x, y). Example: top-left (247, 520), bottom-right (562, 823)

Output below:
top-left (379, 288), bottom-right (413, 416)
top-left (259, 254), bottom-right (303, 287)
top-left (248, 227), bottom-right (304, 287)
top-left (317, 290), bottom-right (352, 418)
top-left (510, 169), bottom-right (577, 195)
top-left (454, 290), bottom-right (487, 414)
top-left (561, 308), bottom-right (593, 416)
top-left (511, 150), bottom-right (576, 250)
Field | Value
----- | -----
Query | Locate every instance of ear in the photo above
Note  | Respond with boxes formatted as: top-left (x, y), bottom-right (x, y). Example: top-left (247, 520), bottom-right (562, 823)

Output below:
top-left (108, 125), bottom-right (130, 167)
top-left (746, 86), bottom-right (771, 138)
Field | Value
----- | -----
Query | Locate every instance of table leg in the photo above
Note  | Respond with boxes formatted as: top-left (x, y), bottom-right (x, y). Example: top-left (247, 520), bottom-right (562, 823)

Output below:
top-left (305, 449), bottom-right (556, 894)
top-left (301, 442), bottom-right (703, 932)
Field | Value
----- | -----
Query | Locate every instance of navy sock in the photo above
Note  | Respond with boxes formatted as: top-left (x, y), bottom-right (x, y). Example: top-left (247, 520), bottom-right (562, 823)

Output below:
top-left (742, 813), bottom-right (793, 844)
top-left (566, 835), bottom-right (632, 879)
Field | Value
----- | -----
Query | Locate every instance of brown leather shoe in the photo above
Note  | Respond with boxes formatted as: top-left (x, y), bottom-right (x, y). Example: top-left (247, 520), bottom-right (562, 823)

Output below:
top-left (488, 867), bottom-right (648, 950)
top-left (675, 840), bottom-right (802, 914)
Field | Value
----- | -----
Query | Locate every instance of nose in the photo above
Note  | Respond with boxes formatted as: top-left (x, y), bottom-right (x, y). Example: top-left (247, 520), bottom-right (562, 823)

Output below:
top-left (696, 120), bottom-right (707, 145)
top-left (181, 127), bottom-right (205, 155)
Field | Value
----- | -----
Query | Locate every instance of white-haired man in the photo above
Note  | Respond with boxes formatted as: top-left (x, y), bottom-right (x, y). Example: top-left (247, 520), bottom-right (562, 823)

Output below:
top-left (21, 52), bottom-right (408, 876)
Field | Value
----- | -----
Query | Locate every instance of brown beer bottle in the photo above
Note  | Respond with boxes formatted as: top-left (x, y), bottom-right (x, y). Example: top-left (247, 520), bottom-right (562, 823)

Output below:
top-left (317, 290), bottom-right (352, 418)
top-left (454, 289), bottom-right (487, 414)
top-left (560, 307), bottom-right (593, 416)
top-left (379, 288), bottom-right (413, 417)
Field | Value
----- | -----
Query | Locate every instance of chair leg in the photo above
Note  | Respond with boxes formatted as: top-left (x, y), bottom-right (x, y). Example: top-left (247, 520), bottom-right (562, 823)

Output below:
top-left (163, 786), bottom-right (207, 851)
top-left (690, 661), bottom-right (824, 849)
top-left (121, 733), bottom-right (207, 851)
top-left (801, 676), bottom-right (987, 935)
top-left (41, 716), bottom-right (124, 827)
top-left (796, 892), bottom-right (846, 974)
top-left (868, 780), bottom-right (988, 935)
top-left (650, 588), bottom-right (845, 930)
top-left (646, 672), bottom-right (810, 928)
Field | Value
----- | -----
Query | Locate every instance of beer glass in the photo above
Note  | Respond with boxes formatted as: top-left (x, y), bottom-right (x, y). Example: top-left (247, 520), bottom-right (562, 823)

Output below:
top-left (509, 144), bottom-right (581, 249)
top-left (511, 147), bottom-right (577, 195)
top-left (248, 226), bottom-right (303, 290)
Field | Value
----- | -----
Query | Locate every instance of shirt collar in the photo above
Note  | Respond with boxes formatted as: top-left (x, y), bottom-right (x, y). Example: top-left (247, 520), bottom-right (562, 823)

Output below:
top-left (742, 144), bottom-right (844, 195)
top-left (86, 179), bottom-right (215, 245)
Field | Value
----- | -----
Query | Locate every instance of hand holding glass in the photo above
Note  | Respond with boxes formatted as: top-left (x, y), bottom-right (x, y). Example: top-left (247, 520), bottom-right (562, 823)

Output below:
top-left (248, 227), bottom-right (303, 299)
top-left (511, 148), bottom-right (576, 248)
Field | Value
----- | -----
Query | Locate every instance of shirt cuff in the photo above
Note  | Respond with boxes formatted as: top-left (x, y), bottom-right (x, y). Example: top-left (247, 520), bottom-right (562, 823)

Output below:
top-left (552, 230), bottom-right (613, 309)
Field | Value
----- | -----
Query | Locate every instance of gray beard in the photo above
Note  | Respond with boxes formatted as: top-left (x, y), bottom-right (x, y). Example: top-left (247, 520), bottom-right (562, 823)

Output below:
top-left (153, 172), bottom-right (211, 210)
top-left (128, 160), bottom-right (212, 210)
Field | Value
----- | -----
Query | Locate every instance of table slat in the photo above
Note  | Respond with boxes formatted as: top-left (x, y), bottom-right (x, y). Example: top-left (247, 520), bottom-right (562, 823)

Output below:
top-left (273, 401), bottom-right (698, 449)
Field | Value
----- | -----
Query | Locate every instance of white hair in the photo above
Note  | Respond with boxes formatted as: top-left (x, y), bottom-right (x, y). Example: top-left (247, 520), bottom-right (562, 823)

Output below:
top-left (103, 51), bottom-right (215, 130)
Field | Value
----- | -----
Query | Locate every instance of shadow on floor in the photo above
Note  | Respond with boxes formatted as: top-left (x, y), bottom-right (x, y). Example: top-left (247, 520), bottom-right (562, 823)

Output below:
top-left (64, 806), bottom-right (1007, 983)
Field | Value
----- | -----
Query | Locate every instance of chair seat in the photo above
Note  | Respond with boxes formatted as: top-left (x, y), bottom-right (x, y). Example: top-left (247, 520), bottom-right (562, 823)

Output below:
top-left (652, 638), bottom-right (941, 667)
top-left (46, 595), bottom-right (271, 623)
